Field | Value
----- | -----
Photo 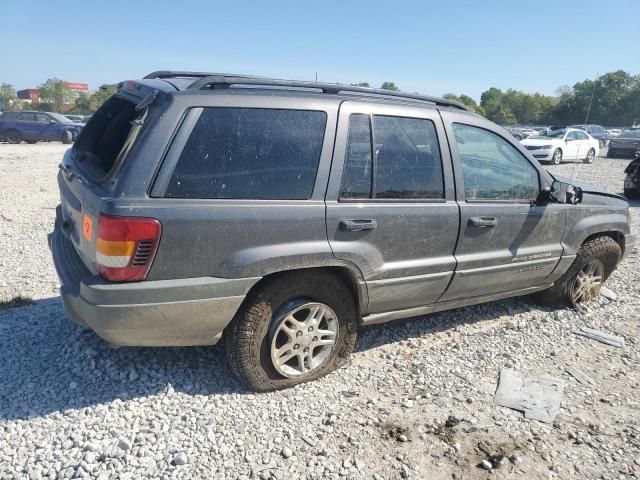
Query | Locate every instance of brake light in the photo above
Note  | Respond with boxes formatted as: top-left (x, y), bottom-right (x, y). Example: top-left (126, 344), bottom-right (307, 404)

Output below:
top-left (96, 214), bottom-right (161, 282)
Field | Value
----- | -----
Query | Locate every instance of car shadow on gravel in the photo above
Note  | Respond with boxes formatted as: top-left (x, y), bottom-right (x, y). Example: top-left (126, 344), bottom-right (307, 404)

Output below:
top-left (0, 294), bottom-right (552, 421)
top-left (0, 297), bottom-right (247, 421)
top-left (355, 295), bottom-right (543, 353)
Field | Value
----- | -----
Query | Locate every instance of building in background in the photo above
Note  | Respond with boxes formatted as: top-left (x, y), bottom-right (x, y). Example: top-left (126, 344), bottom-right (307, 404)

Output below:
top-left (63, 82), bottom-right (89, 104)
top-left (17, 89), bottom-right (40, 102)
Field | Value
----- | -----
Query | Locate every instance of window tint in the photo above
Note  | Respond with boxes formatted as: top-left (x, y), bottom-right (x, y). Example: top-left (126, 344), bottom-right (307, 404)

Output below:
top-left (453, 124), bottom-right (539, 201)
top-left (373, 116), bottom-right (444, 199)
top-left (36, 114), bottom-right (50, 123)
top-left (576, 131), bottom-right (589, 140)
top-left (18, 113), bottom-right (36, 122)
top-left (340, 114), bottom-right (372, 199)
top-left (566, 131), bottom-right (579, 140)
top-left (340, 114), bottom-right (444, 200)
top-left (166, 108), bottom-right (327, 199)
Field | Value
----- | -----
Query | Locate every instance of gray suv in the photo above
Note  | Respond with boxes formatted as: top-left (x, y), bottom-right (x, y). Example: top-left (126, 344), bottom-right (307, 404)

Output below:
top-left (49, 71), bottom-right (635, 391)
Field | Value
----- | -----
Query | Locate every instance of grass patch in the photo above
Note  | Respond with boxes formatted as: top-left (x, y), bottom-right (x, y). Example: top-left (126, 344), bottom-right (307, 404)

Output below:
top-left (0, 295), bottom-right (35, 310)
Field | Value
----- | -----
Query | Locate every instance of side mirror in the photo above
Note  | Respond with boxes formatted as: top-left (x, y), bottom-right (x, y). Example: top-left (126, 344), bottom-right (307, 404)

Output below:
top-left (548, 180), bottom-right (583, 204)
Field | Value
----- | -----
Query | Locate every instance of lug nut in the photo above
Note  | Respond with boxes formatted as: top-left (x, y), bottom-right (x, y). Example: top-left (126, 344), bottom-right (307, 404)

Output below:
top-left (303, 347), bottom-right (309, 353)
top-left (296, 331), bottom-right (303, 337)
top-left (308, 326), bottom-right (313, 332)
top-left (294, 344), bottom-right (299, 349)
top-left (313, 336), bottom-right (318, 342)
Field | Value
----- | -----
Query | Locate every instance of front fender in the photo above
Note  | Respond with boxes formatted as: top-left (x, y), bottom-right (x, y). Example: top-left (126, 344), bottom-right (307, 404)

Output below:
top-left (562, 207), bottom-right (629, 255)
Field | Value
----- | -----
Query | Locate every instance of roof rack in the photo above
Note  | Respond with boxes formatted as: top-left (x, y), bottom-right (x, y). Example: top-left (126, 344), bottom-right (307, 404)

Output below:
top-left (186, 75), bottom-right (469, 111)
top-left (143, 71), bottom-right (261, 80)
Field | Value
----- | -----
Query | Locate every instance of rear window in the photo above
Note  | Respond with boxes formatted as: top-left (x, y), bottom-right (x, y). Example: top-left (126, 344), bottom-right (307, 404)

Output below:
top-left (73, 96), bottom-right (139, 179)
top-left (165, 108), bottom-right (327, 199)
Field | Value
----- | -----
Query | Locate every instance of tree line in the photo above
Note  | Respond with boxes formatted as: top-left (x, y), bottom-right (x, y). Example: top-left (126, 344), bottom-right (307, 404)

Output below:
top-left (445, 70), bottom-right (640, 126)
top-left (1, 71), bottom-right (638, 126)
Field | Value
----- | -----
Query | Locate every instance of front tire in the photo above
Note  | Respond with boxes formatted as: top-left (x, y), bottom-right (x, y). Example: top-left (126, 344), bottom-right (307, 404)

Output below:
top-left (584, 148), bottom-right (595, 164)
top-left (535, 236), bottom-right (621, 307)
top-left (225, 271), bottom-right (358, 391)
top-left (5, 129), bottom-right (21, 144)
top-left (551, 148), bottom-right (562, 165)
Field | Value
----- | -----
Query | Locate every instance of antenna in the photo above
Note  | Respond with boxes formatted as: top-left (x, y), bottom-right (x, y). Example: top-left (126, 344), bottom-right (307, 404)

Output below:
top-left (569, 72), bottom-right (599, 185)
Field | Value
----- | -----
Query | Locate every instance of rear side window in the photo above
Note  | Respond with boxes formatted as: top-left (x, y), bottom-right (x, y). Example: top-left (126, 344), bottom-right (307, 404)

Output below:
top-left (18, 113), bottom-right (36, 122)
top-left (166, 108), bottom-right (327, 200)
top-left (340, 114), bottom-right (444, 199)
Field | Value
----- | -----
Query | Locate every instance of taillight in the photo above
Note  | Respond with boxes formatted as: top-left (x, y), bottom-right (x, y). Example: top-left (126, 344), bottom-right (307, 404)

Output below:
top-left (96, 214), bottom-right (161, 282)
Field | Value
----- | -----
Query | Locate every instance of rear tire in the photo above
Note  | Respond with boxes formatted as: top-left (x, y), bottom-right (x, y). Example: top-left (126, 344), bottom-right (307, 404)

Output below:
top-left (5, 129), bottom-right (21, 144)
top-left (551, 148), bottom-right (562, 165)
top-left (225, 271), bottom-right (358, 391)
top-left (535, 236), bottom-right (621, 307)
top-left (584, 148), bottom-right (595, 164)
top-left (61, 130), bottom-right (73, 144)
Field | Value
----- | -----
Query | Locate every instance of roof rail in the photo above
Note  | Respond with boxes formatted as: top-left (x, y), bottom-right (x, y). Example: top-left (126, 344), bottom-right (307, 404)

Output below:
top-left (187, 75), bottom-right (469, 111)
top-left (143, 71), bottom-right (261, 80)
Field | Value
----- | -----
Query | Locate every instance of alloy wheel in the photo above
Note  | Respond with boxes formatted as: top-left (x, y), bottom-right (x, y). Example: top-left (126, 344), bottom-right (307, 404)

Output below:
top-left (570, 259), bottom-right (604, 304)
top-left (270, 301), bottom-right (339, 378)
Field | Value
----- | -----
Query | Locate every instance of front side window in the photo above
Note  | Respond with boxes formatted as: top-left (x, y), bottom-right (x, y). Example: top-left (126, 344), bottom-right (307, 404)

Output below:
top-left (36, 114), bottom-right (50, 123)
top-left (452, 123), bottom-right (539, 201)
top-left (576, 131), bottom-right (589, 140)
top-left (166, 108), bottom-right (327, 199)
top-left (566, 131), bottom-right (580, 141)
top-left (340, 114), bottom-right (444, 199)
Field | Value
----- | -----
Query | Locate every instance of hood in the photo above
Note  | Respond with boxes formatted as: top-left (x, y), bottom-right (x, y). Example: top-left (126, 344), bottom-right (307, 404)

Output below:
top-left (550, 173), bottom-right (624, 200)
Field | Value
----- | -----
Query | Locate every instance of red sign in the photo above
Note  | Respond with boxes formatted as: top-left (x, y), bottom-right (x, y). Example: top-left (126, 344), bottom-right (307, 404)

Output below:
top-left (65, 82), bottom-right (89, 91)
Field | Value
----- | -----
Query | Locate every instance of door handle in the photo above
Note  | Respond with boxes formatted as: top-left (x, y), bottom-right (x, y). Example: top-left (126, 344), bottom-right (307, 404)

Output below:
top-left (340, 219), bottom-right (378, 232)
top-left (468, 216), bottom-right (497, 228)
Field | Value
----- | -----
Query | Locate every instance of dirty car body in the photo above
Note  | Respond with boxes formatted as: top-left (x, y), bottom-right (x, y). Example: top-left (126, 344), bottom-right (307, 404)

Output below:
top-left (49, 71), bottom-right (635, 390)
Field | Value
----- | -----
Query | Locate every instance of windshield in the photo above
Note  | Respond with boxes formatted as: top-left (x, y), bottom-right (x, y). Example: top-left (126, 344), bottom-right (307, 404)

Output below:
top-left (619, 130), bottom-right (640, 138)
top-left (48, 112), bottom-right (73, 123)
top-left (532, 129), bottom-right (566, 139)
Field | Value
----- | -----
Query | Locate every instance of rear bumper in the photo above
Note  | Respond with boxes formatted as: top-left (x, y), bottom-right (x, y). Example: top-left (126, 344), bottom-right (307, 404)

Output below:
top-left (48, 216), bottom-right (259, 346)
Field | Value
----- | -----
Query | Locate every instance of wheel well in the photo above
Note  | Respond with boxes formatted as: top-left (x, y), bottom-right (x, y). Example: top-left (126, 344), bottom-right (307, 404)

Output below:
top-left (246, 267), bottom-right (363, 317)
top-left (582, 231), bottom-right (625, 256)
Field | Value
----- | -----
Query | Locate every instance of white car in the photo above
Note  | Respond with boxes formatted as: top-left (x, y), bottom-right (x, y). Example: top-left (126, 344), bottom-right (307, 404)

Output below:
top-left (520, 128), bottom-right (599, 165)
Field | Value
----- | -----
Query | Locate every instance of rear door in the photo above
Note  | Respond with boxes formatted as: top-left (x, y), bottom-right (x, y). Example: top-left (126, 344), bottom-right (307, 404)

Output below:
top-left (438, 111), bottom-right (565, 301)
top-left (326, 101), bottom-right (459, 314)
top-left (16, 112), bottom-right (38, 140)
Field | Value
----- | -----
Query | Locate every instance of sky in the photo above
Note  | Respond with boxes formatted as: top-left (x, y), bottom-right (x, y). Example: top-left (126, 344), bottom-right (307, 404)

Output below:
top-left (2, 0), bottom-right (639, 100)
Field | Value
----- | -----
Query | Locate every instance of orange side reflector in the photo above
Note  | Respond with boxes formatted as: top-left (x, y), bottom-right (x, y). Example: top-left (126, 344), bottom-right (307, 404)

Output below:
top-left (82, 214), bottom-right (93, 241)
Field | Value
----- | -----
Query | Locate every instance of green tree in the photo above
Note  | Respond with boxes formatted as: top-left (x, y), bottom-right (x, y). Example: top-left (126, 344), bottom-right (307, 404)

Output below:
top-left (380, 81), bottom-right (399, 91)
top-left (443, 93), bottom-right (486, 116)
top-left (0, 83), bottom-right (17, 111)
top-left (38, 78), bottom-right (69, 112)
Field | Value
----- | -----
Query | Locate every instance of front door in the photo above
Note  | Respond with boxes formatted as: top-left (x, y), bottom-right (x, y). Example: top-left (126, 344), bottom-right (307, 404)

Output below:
top-left (438, 113), bottom-right (565, 301)
top-left (563, 130), bottom-right (582, 160)
top-left (36, 113), bottom-right (58, 141)
top-left (326, 101), bottom-right (460, 315)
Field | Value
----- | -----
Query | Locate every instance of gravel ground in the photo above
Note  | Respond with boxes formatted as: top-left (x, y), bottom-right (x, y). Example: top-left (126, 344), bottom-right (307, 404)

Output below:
top-left (0, 143), bottom-right (638, 480)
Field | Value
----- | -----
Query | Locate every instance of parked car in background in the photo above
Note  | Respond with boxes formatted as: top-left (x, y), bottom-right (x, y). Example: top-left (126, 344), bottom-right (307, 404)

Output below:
top-left (608, 129), bottom-right (640, 158)
top-left (606, 129), bottom-right (621, 139)
top-left (65, 114), bottom-right (85, 123)
top-left (569, 124), bottom-right (607, 147)
top-left (48, 71), bottom-right (633, 391)
top-left (0, 111), bottom-right (83, 144)
top-left (624, 155), bottom-right (640, 199)
top-left (521, 128), bottom-right (599, 164)
top-left (81, 115), bottom-right (92, 124)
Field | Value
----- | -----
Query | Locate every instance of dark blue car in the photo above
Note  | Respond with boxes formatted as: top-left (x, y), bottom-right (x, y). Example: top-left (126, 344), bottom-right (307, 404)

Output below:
top-left (0, 111), bottom-right (83, 144)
